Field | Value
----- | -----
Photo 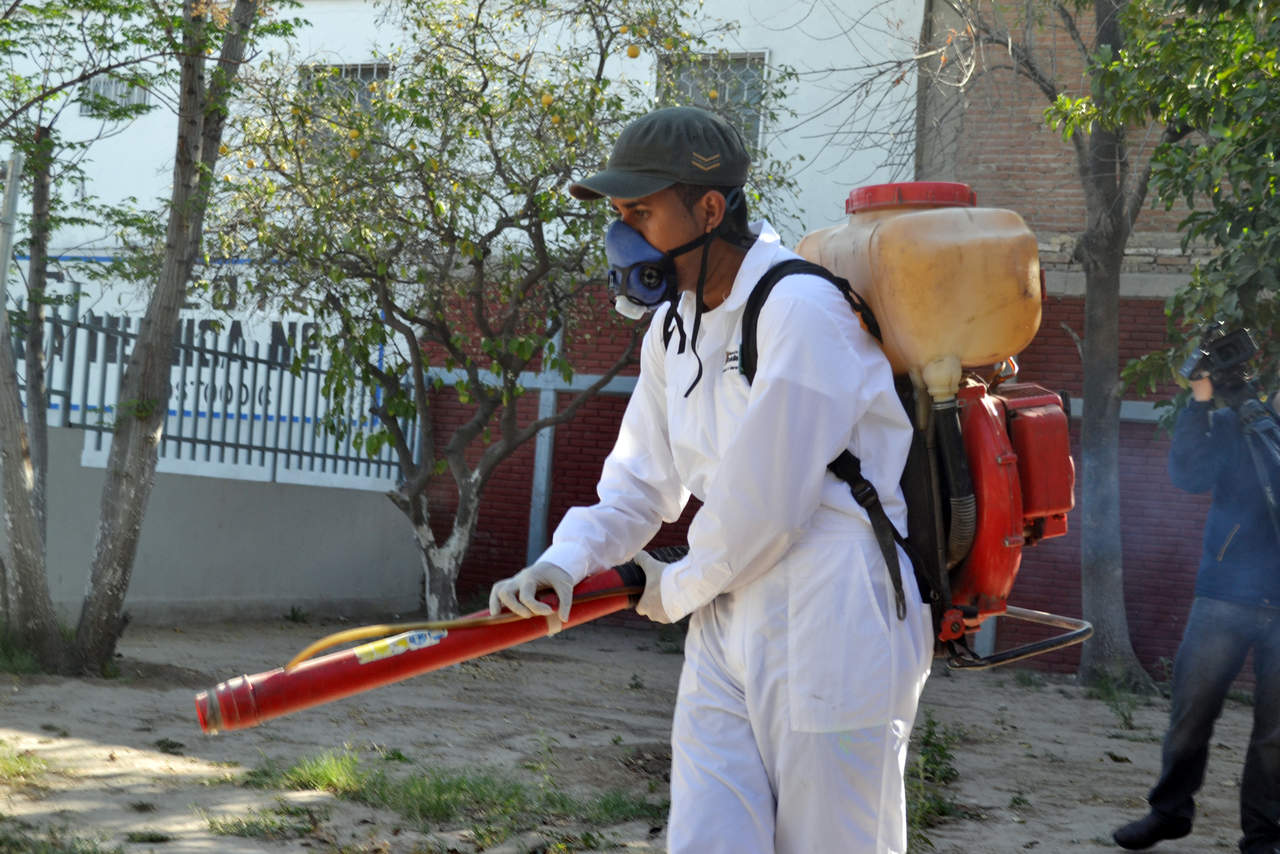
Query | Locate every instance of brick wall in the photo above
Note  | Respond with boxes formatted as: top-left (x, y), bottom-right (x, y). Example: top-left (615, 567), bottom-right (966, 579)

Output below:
top-left (451, 382), bottom-right (698, 605)
top-left (423, 390), bottom-right (542, 604)
top-left (545, 391), bottom-right (699, 556)
top-left (992, 409), bottom-right (1209, 677)
top-left (442, 306), bottom-right (676, 604)
top-left (919, 0), bottom-right (1193, 243)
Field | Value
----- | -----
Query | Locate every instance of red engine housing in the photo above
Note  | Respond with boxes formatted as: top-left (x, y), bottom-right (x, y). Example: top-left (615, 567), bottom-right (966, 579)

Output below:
top-left (947, 381), bottom-right (1074, 632)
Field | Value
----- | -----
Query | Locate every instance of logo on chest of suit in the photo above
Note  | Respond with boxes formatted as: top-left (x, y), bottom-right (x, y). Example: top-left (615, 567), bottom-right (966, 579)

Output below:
top-left (723, 349), bottom-right (740, 374)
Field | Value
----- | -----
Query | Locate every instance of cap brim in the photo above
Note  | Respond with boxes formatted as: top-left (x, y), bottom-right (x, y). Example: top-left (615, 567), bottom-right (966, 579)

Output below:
top-left (568, 169), bottom-right (675, 201)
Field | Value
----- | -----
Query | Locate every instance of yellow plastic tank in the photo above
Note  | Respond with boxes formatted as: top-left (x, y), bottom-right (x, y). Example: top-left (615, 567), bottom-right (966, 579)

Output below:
top-left (795, 182), bottom-right (1042, 399)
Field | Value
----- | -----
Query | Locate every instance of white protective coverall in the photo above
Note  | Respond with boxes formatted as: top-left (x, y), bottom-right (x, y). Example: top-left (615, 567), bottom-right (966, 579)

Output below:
top-left (538, 221), bottom-right (934, 853)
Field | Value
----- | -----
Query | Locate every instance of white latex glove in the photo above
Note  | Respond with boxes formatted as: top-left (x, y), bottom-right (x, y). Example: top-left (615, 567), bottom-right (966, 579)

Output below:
top-left (488, 561), bottom-right (574, 621)
top-left (633, 550), bottom-right (674, 624)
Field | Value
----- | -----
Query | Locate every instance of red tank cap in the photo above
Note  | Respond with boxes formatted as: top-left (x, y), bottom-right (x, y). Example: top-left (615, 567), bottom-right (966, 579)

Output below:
top-left (846, 181), bottom-right (977, 214)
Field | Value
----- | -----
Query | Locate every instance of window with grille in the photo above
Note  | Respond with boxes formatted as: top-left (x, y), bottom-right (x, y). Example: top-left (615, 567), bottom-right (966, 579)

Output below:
top-left (300, 62), bottom-right (392, 112)
top-left (658, 52), bottom-right (768, 147)
top-left (79, 75), bottom-right (149, 116)
top-left (296, 62), bottom-right (393, 162)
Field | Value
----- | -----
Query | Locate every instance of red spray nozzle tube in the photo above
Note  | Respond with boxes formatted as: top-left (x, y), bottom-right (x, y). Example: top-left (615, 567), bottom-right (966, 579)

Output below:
top-left (194, 566), bottom-right (642, 734)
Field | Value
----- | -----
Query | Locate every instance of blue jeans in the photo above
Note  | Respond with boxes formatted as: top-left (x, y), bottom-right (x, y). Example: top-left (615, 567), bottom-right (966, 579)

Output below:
top-left (1148, 596), bottom-right (1280, 853)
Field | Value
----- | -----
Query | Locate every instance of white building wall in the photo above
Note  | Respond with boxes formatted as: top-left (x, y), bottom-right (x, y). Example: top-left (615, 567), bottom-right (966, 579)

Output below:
top-left (0, 427), bottom-right (421, 624)
top-left (699, 0), bottom-right (924, 236)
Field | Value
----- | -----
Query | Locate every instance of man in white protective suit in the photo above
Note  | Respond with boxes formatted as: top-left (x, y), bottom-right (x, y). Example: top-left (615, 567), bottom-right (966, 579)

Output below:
top-left (488, 106), bottom-right (934, 853)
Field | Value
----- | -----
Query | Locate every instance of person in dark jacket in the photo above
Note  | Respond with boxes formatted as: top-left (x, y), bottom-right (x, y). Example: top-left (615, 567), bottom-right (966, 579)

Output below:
top-left (1113, 374), bottom-right (1280, 853)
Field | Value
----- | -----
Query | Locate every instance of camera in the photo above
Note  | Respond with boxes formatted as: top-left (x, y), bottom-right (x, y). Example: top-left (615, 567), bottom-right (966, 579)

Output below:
top-left (1178, 322), bottom-right (1258, 385)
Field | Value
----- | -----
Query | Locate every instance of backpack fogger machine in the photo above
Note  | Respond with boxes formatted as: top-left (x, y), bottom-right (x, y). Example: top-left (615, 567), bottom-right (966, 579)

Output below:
top-left (194, 181), bottom-right (1089, 735)
top-left (796, 181), bottom-right (1088, 668)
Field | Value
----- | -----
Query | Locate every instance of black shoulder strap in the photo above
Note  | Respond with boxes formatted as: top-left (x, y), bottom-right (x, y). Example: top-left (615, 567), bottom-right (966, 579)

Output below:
top-left (740, 259), bottom-right (882, 383)
top-left (739, 258), bottom-right (908, 620)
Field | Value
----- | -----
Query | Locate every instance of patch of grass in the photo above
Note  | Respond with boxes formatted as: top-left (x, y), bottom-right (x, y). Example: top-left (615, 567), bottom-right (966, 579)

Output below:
top-left (38, 724), bottom-right (69, 739)
top-left (1013, 669), bottom-right (1047, 690)
top-left (0, 630), bottom-right (39, 675)
top-left (245, 751), bottom-right (365, 794)
top-left (243, 749), bottom-right (666, 846)
top-left (906, 712), bottom-right (971, 850)
top-left (389, 769), bottom-right (563, 824)
top-left (628, 673), bottom-right (645, 690)
top-left (204, 800), bottom-right (327, 840)
top-left (0, 816), bottom-right (122, 853)
top-left (0, 741), bottom-right (48, 788)
top-left (152, 738), bottom-right (184, 756)
top-left (123, 830), bottom-right (171, 843)
top-left (580, 789), bottom-right (666, 824)
top-left (375, 745), bottom-right (412, 763)
top-left (544, 829), bottom-right (615, 851)
top-left (1086, 675), bottom-right (1138, 730)
top-left (522, 734), bottom-right (562, 777)
top-left (283, 605), bottom-right (310, 624)
top-left (1227, 688), bottom-right (1255, 707)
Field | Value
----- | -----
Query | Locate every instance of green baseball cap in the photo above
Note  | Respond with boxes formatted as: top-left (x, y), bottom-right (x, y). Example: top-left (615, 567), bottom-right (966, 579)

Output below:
top-left (569, 106), bottom-right (750, 201)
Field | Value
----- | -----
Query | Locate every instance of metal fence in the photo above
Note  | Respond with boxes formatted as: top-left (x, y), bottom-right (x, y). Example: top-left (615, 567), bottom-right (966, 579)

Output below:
top-left (12, 300), bottom-right (409, 491)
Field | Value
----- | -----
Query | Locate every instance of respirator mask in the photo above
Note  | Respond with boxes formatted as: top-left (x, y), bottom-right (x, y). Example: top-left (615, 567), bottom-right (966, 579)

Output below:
top-left (603, 188), bottom-right (745, 320)
top-left (602, 188), bottom-right (746, 395)
top-left (605, 219), bottom-right (676, 320)
top-left (604, 219), bottom-right (721, 320)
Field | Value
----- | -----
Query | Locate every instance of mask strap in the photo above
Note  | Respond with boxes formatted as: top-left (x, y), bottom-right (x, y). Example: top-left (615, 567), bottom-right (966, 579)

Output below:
top-left (662, 193), bottom-right (744, 381)
top-left (681, 240), bottom-right (712, 397)
top-left (722, 187), bottom-right (743, 215)
top-left (662, 299), bottom-right (687, 353)
top-left (658, 231), bottom-right (713, 354)
top-left (666, 229), bottom-right (715, 261)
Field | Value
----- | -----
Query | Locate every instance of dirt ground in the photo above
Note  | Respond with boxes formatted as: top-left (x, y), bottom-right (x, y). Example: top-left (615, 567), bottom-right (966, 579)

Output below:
top-left (0, 616), bottom-right (1257, 853)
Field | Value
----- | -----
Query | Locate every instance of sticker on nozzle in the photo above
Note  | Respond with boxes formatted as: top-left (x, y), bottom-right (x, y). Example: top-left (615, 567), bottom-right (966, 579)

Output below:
top-left (354, 629), bottom-right (447, 665)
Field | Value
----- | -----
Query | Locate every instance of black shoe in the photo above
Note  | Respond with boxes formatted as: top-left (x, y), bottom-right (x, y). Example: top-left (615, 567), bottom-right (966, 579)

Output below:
top-left (1113, 812), bottom-right (1192, 850)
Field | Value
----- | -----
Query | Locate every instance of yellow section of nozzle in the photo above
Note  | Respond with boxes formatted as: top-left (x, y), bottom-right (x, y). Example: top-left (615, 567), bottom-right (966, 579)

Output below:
top-left (284, 586), bottom-right (642, 670)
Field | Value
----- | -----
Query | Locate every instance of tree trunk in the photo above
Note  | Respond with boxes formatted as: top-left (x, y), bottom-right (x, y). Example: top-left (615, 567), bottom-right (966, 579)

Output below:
top-left (0, 384), bottom-right (58, 666)
top-left (25, 126), bottom-right (53, 545)
top-left (73, 1), bottom-right (259, 673)
top-left (0, 153), bottom-right (61, 668)
top-left (424, 550), bottom-right (461, 620)
top-left (1074, 110), bottom-right (1155, 691)
top-left (404, 492), bottom-right (463, 620)
top-left (1076, 244), bottom-right (1150, 689)
top-left (0, 553), bottom-right (8, 626)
